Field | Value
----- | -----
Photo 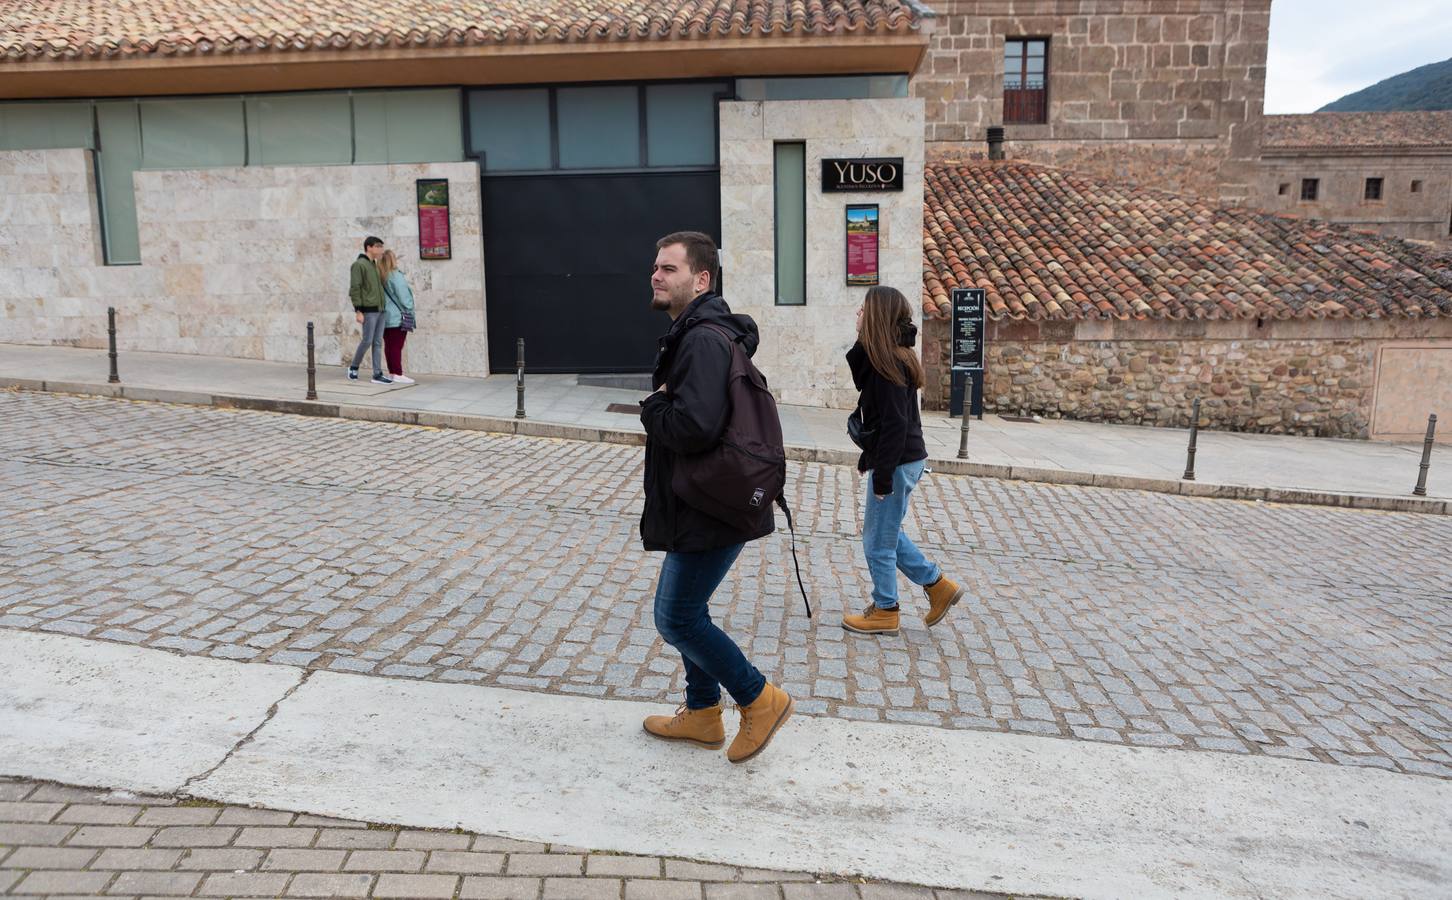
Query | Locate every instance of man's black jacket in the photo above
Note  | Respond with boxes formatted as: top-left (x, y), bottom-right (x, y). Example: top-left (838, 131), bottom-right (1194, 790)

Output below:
top-left (639, 292), bottom-right (774, 552)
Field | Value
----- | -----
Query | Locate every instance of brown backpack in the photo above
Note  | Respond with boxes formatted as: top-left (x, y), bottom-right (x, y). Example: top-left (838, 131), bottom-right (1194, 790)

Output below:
top-left (671, 324), bottom-right (812, 617)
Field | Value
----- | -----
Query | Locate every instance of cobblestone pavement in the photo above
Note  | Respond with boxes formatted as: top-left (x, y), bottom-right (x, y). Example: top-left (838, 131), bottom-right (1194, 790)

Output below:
top-left (0, 778), bottom-right (1013, 899)
top-left (2, 391), bottom-right (1450, 780)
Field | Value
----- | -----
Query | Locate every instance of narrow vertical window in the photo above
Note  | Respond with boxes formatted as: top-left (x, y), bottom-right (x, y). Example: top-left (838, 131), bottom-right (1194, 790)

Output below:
top-left (1300, 178), bottom-right (1319, 201)
top-left (1004, 38), bottom-right (1049, 124)
top-left (1364, 177), bottom-right (1383, 201)
top-left (774, 142), bottom-right (806, 306)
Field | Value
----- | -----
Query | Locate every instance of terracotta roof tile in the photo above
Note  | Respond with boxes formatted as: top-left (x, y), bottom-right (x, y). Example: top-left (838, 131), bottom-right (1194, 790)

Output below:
top-left (1263, 111), bottom-right (1452, 151)
top-left (0, 0), bottom-right (928, 61)
top-left (923, 161), bottom-right (1452, 322)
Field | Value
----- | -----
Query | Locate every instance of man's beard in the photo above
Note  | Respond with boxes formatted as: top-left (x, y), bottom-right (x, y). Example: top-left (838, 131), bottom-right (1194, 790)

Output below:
top-left (650, 294), bottom-right (673, 311)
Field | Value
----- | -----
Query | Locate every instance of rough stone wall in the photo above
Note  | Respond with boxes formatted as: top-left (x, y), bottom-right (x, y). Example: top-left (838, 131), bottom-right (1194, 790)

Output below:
top-left (718, 98), bottom-right (925, 409)
top-left (921, 315), bottom-right (1452, 438)
top-left (915, 0), bottom-right (1270, 203)
top-left (0, 149), bottom-right (488, 376)
top-left (1255, 152), bottom-right (1452, 245)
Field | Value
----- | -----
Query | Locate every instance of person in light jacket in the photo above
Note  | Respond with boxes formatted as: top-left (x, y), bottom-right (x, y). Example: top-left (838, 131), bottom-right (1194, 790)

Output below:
top-left (842, 285), bottom-right (964, 636)
top-left (378, 249), bottom-right (416, 384)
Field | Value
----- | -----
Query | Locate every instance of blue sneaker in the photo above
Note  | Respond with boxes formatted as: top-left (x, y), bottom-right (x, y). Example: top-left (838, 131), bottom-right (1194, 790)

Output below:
top-left (371, 373), bottom-right (393, 385)
top-left (347, 367), bottom-right (359, 381)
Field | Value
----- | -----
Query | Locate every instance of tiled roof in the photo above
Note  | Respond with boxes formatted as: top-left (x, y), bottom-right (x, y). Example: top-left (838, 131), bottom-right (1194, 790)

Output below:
top-left (1263, 111), bottom-right (1452, 151)
top-left (0, 0), bottom-right (928, 61)
top-left (923, 161), bottom-right (1452, 322)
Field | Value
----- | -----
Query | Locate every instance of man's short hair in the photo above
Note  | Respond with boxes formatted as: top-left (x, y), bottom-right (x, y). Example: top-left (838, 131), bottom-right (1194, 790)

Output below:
top-left (363, 236), bottom-right (384, 250)
top-left (656, 231), bottom-right (718, 287)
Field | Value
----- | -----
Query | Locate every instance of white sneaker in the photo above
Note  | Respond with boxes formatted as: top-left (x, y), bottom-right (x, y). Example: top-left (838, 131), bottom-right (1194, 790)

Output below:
top-left (391, 374), bottom-right (416, 384)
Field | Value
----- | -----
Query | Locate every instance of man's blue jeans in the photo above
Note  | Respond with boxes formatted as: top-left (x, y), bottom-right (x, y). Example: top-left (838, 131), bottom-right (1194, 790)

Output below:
top-left (653, 543), bottom-right (766, 710)
top-left (864, 459), bottom-right (941, 610)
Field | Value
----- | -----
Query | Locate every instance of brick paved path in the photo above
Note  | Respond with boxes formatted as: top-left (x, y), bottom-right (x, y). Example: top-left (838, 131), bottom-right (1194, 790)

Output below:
top-left (1, 778), bottom-right (1009, 899)
top-left (2, 391), bottom-right (1450, 780)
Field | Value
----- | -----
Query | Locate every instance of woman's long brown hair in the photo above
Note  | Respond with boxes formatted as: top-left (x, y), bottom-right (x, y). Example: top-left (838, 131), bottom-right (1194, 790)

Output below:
top-left (860, 285), bottom-right (924, 389)
top-left (378, 249), bottom-right (398, 282)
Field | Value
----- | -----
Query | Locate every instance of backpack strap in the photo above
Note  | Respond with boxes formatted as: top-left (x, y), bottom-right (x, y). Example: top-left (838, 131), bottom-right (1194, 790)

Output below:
top-left (775, 495), bottom-right (812, 619)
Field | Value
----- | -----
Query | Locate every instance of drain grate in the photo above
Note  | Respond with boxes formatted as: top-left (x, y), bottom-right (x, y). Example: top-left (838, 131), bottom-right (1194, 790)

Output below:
top-left (998, 414), bottom-right (1039, 423)
top-left (606, 403), bottom-right (640, 415)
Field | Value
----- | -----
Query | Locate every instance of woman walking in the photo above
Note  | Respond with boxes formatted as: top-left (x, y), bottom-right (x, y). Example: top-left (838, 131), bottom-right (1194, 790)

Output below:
top-left (378, 249), bottom-right (417, 384)
top-left (842, 286), bottom-right (963, 636)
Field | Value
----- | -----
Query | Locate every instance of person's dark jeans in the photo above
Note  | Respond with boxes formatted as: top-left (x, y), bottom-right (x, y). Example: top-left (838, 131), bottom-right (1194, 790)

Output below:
top-left (652, 543), bottom-right (765, 710)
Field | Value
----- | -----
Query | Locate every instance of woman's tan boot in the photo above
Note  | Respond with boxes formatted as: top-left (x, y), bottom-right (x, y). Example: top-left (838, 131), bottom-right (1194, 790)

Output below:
top-left (643, 704), bottom-right (726, 749)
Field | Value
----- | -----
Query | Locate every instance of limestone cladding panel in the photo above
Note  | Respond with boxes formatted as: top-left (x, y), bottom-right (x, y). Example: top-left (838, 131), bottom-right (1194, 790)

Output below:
top-left (921, 315), bottom-right (1452, 439)
top-left (913, 0), bottom-right (1270, 202)
top-left (719, 98), bottom-right (925, 409)
top-left (0, 149), bottom-right (488, 376)
top-left (1255, 153), bottom-right (1452, 245)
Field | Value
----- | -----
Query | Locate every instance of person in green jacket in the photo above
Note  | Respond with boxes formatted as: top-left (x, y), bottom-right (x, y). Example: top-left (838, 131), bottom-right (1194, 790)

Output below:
top-left (379, 249), bottom-right (417, 384)
top-left (348, 236), bottom-right (391, 384)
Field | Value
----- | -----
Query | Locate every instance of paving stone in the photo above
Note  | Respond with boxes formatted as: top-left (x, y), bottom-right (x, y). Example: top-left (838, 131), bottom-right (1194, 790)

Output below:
top-left (511, 853), bottom-right (587, 875)
top-left (627, 879), bottom-right (704, 900)
top-left (739, 869), bottom-right (814, 883)
top-left (107, 870), bottom-right (203, 895)
top-left (666, 861), bottom-right (739, 881)
top-left (473, 835), bottom-right (550, 852)
top-left (55, 804), bottom-right (141, 825)
top-left (177, 847), bottom-right (267, 870)
top-left (215, 807), bottom-right (295, 826)
top-left (545, 876), bottom-right (625, 900)
top-left (198, 872), bottom-right (292, 897)
top-left (374, 872), bottom-right (461, 898)
top-left (235, 826), bottom-right (319, 847)
top-left (860, 886), bottom-right (936, 900)
top-left (707, 885), bottom-right (784, 900)
top-left (315, 828), bottom-right (395, 849)
top-left (92, 848), bottom-right (186, 870)
top-left (66, 825), bottom-right (157, 847)
top-left (263, 848), bottom-right (348, 871)
top-left (13, 870), bottom-right (114, 893)
top-left (286, 872), bottom-right (376, 897)
top-left (150, 826), bottom-right (237, 847)
top-left (0, 871), bottom-right (21, 894)
top-left (137, 807), bottom-right (222, 826)
top-left (587, 855), bottom-right (664, 877)
top-left (782, 886), bottom-right (858, 900)
top-left (426, 850), bottom-right (507, 874)
top-left (461, 876), bottom-right (544, 899)
top-left (2, 845), bottom-right (98, 868)
top-left (396, 829), bottom-right (472, 850)
top-left (0, 801), bottom-right (63, 822)
top-left (0, 782), bottom-right (37, 801)
top-left (343, 849), bottom-right (426, 872)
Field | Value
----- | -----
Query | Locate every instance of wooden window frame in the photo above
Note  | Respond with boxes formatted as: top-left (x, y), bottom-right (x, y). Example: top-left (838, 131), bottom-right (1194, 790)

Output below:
top-left (1300, 178), bottom-right (1319, 202)
top-left (1003, 38), bottom-right (1049, 125)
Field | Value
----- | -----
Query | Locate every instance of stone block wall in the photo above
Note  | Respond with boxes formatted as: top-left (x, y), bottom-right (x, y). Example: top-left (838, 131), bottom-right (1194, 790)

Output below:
top-left (915, 0), bottom-right (1270, 202)
top-left (718, 98), bottom-right (925, 409)
top-left (1255, 152), bottom-right (1452, 245)
top-left (922, 315), bottom-right (1452, 438)
top-left (0, 149), bottom-right (487, 376)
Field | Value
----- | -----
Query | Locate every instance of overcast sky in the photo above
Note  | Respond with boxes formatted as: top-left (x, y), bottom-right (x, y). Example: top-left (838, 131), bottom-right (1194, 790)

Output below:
top-left (1265, 0), bottom-right (1452, 113)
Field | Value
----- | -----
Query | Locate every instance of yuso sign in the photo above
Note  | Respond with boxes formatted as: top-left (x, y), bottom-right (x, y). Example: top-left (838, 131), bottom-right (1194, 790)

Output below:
top-left (821, 158), bottom-right (904, 192)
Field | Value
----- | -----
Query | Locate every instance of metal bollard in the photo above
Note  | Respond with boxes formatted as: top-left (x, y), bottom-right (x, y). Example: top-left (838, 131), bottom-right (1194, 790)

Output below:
top-left (515, 338), bottom-right (527, 419)
top-left (1182, 397), bottom-right (1201, 481)
top-left (107, 307), bottom-right (120, 384)
top-left (305, 322), bottom-right (318, 401)
top-left (957, 394), bottom-right (970, 459)
top-left (1413, 414), bottom-right (1437, 497)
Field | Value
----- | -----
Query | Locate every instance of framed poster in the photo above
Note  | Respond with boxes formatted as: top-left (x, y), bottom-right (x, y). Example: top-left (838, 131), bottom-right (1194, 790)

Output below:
top-left (416, 178), bottom-right (451, 260)
top-left (845, 204), bottom-right (879, 287)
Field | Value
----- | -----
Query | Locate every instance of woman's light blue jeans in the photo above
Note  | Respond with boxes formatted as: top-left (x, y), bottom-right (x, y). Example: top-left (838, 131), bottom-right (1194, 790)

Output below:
top-left (863, 459), bottom-right (941, 610)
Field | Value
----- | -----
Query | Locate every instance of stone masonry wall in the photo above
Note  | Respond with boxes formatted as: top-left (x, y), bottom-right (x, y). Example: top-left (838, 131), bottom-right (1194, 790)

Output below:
top-left (0, 149), bottom-right (487, 376)
top-left (1256, 151), bottom-right (1452, 245)
top-left (922, 316), bottom-right (1452, 438)
top-left (915, 0), bottom-right (1270, 202)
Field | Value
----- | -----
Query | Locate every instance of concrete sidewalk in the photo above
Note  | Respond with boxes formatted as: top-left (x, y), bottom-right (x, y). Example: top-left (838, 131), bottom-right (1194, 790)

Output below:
top-left (1, 342), bottom-right (1447, 513)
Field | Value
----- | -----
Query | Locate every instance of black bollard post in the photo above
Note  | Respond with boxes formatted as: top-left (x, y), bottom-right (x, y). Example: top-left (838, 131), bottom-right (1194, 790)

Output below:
top-left (1183, 397), bottom-right (1201, 481)
top-left (305, 322), bottom-right (318, 401)
top-left (107, 307), bottom-right (120, 384)
top-left (1413, 414), bottom-right (1437, 497)
top-left (515, 338), bottom-right (527, 419)
top-left (957, 395), bottom-right (970, 459)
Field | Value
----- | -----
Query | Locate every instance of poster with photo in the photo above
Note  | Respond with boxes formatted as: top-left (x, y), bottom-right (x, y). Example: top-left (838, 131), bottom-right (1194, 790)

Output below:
top-left (846, 204), bottom-right (879, 286)
top-left (416, 179), bottom-right (451, 260)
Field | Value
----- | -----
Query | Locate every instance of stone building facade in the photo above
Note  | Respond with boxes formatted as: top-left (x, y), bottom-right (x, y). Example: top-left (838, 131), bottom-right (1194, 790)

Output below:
top-left (1256, 111), bottom-right (1452, 246)
top-left (914, 0), bottom-right (1271, 203)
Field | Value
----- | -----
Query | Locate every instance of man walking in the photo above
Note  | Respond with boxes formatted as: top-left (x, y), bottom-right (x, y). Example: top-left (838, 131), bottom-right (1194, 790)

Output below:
top-left (638, 231), bottom-right (793, 764)
top-left (348, 236), bottom-right (392, 384)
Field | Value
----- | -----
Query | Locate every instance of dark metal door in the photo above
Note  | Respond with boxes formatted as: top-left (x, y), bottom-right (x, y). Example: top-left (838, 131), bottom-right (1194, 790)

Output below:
top-left (482, 171), bottom-right (720, 373)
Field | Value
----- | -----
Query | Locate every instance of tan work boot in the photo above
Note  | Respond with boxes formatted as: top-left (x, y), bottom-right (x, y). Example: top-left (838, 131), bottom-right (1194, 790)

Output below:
top-left (643, 704), bottom-right (725, 749)
top-left (924, 574), bottom-right (965, 627)
top-left (726, 683), bottom-right (794, 764)
top-left (842, 604), bottom-right (901, 635)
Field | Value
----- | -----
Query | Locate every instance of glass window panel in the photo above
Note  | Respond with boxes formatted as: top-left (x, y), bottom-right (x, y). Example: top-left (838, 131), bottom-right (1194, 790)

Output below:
top-left (95, 101), bottom-right (142, 264)
top-left (1027, 40), bottom-right (1047, 57)
top-left (248, 93), bottom-right (351, 165)
top-left (558, 86), bottom-right (639, 169)
top-left (139, 98), bottom-right (245, 169)
top-left (1026, 56), bottom-right (1045, 74)
top-left (1005, 40), bottom-right (1023, 59)
top-left (646, 83), bottom-right (725, 168)
top-left (773, 142), bottom-right (806, 306)
top-left (352, 89), bottom-right (464, 164)
top-left (468, 88), bottom-right (551, 170)
top-left (0, 102), bottom-right (94, 150)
